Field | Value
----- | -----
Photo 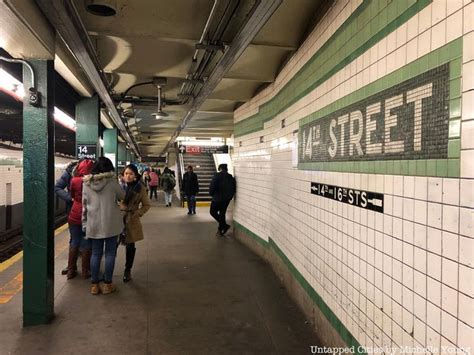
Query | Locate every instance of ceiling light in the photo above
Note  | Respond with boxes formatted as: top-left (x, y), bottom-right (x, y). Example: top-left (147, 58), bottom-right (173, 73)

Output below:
top-left (0, 68), bottom-right (77, 132)
top-left (86, 0), bottom-right (117, 16)
top-left (54, 107), bottom-right (76, 132)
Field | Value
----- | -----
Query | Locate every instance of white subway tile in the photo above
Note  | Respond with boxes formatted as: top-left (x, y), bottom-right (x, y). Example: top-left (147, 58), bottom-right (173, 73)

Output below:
top-left (459, 207), bottom-right (473, 238)
top-left (458, 292), bottom-right (473, 326)
top-left (427, 302), bottom-right (442, 332)
top-left (457, 320), bottom-right (474, 351)
top-left (441, 284), bottom-right (458, 317)
top-left (442, 257), bottom-right (458, 289)
top-left (442, 205), bottom-right (459, 234)
top-left (441, 310), bottom-right (457, 343)
top-left (428, 277), bottom-right (442, 308)
top-left (427, 203), bottom-right (442, 229)
top-left (459, 236), bottom-right (473, 267)
top-left (464, 3), bottom-right (474, 34)
top-left (427, 252), bottom-right (442, 280)
top-left (461, 120), bottom-right (474, 149)
top-left (442, 179), bottom-right (460, 206)
top-left (446, 10), bottom-right (464, 42)
top-left (442, 231), bottom-right (459, 261)
top-left (461, 150), bottom-right (474, 178)
top-left (428, 178), bottom-right (443, 202)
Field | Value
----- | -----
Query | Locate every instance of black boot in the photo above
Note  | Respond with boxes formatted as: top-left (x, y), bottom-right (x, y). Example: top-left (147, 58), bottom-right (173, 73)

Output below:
top-left (123, 245), bottom-right (136, 282)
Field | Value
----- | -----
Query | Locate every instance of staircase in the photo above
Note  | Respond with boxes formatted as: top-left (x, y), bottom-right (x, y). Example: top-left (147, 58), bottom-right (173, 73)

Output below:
top-left (181, 153), bottom-right (216, 202)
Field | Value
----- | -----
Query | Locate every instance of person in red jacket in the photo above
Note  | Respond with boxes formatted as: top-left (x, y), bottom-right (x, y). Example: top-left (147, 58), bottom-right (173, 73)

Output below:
top-left (67, 159), bottom-right (95, 279)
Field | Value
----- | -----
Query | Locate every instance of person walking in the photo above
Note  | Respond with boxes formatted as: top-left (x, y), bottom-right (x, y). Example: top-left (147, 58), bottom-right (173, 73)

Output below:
top-left (160, 167), bottom-right (176, 207)
top-left (67, 159), bottom-right (95, 279)
top-left (82, 157), bottom-right (124, 295)
top-left (182, 165), bottom-right (199, 215)
top-left (120, 164), bottom-right (151, 282)
top-left (148, 169), bottom-right (159, 200)
top-left (209, 164), bottom-right (236, 236)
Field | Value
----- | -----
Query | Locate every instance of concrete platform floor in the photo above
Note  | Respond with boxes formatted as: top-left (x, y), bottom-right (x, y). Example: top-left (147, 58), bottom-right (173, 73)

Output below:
top-left (0, 199), bottom-right (321, 354)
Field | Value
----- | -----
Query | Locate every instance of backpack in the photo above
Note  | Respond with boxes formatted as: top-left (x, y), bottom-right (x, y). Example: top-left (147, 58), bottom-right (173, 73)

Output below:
top-left (163, 174), bottom-right (175, 190)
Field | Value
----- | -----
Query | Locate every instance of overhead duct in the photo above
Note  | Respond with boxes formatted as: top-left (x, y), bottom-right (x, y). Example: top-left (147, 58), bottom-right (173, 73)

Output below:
top-left (160, 0), bottom-right (283, 155)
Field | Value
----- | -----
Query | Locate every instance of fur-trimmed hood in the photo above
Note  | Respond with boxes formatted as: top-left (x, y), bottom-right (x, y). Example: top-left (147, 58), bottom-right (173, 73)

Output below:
top-left (83, 172), bottom-right (116, 192)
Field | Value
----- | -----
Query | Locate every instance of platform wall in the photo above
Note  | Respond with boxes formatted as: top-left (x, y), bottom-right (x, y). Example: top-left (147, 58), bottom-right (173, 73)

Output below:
top-left (233, 0), bottom-right (472, 353)
top-left (0, 147), bottom-right (73, 232)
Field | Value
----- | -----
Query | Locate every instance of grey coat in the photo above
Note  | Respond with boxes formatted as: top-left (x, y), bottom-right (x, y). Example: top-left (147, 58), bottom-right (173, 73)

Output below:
top-left (82, 172), bottom-right (125, 239)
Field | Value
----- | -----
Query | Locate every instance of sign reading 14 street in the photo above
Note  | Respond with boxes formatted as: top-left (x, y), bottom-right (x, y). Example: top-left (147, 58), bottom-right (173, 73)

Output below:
top-left (311, 182), bottom-right (384, 213)
top-left (77, 144), bottom-right (97, 159)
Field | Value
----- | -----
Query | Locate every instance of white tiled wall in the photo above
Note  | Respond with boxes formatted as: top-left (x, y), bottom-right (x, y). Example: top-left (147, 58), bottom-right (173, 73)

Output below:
top-left (234, 1), bottom-right (473, 354)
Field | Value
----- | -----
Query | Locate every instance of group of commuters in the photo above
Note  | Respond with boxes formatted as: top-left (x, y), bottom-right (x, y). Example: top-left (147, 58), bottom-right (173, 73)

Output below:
top-left (55, 158), bottom-right (236, 295)
top-left (55, 157), bottom-right (150, 295)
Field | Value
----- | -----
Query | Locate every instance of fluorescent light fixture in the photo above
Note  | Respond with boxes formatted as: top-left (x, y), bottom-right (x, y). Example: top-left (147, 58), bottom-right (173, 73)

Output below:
top-left (54, 107), bottom-right (76, 132)
top-left (100, 109), bottom-right (114, 129)
top-left (0, 68), bottom-right (24, 100)
top-left (180, 141), bottom-right (224, 147)
top-left (0, 68), bottom-right (79, 132)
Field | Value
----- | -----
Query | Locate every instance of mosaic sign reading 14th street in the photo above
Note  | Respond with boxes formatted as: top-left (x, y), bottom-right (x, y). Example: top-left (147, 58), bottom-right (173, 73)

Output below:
top-left (299, 64), bottom-right (449, 162)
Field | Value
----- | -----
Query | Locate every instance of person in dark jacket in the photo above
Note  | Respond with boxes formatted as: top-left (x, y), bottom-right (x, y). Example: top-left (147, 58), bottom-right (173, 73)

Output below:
top-left (182, 165), bottom-right (200, 215)
top-left (67, 159), bottom-right (95, 279)
top-left (160, 167), bottom-right (176, 207)
top-left (209, 164), bottom-right (236, 236)
top-left (54, 160), bottom-right (78, 275)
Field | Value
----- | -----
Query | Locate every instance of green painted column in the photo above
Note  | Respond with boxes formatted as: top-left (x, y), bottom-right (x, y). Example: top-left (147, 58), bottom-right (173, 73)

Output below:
top-left (76, 95), bottom-right (99, 159)
top-left (126, 150), bottom-right (132, 164)
top-left (118, 142), bottom-right (127, 170)
top-left (22, 60), bottom-right (55, 326)
top-left (103, 128), bottom-right (118, 169)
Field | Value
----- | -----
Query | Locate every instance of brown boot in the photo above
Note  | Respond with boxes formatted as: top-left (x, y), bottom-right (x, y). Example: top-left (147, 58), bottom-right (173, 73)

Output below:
top-left (67, 247), bottom-right (79, 279)
top-left (81, 248), bottom-right (92, 279)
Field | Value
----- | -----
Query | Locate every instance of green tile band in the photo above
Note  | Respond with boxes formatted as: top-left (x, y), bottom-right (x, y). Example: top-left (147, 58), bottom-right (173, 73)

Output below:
top-left (234, 221), bottom-right (366, 354)
top-left (235, 0), bottom-right (432, 137)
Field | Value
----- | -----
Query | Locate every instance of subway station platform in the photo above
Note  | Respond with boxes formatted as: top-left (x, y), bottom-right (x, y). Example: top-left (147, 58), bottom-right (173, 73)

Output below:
top-left (0, 198), bottom-right (320, 354)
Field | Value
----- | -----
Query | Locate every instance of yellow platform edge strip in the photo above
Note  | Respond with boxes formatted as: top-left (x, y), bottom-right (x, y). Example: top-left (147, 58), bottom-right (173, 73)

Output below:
top-left (0, 223), bottom-right (68, 273)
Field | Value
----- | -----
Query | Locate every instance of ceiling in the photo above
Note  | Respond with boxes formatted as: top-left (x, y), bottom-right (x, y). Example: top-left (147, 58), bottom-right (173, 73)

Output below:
top-left (0, 0), bottom-right (330, 158)
top-left (74, 0), bottom-right (329, 157)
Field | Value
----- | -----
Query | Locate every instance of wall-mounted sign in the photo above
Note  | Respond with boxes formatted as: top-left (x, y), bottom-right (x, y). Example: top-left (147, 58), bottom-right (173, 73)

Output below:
top-left (77, 144), bottom-right (97, 159)
top-left (178, 145), bottom-right (229, 154)
top-left (311, 182), bottom-right (384, 213)
top-left (299, 64), bottom-right (449, 163)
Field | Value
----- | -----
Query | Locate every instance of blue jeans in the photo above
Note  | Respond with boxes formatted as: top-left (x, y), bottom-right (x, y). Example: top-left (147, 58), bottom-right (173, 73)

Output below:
top-left (91, 236), bottom-right (118, 283)
top-left (69, 224), bottom-right (92, 250)
top-left (187, 195), bottom-right (196, 213)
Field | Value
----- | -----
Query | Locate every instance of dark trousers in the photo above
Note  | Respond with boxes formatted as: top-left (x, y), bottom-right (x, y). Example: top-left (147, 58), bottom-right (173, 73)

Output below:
top-left (210, 200), bottom-right (231, 231)
top-left (187, 195), bottom-right (196, 213)
top-left (149, 186), bottom-right (158, 200)
top-left (125, 243), bottom-right (136, 270)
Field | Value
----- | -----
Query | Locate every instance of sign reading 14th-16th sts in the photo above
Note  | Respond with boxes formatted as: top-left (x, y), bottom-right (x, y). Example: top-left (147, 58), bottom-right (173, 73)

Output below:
top-left (311, 182), bottom-right (384, 213)
top-left (299, 64), bottom-right (449, 162)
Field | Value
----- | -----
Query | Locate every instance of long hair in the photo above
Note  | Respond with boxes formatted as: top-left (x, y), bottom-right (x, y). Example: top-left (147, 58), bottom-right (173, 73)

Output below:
top-left (123, 164), bottom-right (142, 205)
top-left (91, 157), bottom-right (115, 174)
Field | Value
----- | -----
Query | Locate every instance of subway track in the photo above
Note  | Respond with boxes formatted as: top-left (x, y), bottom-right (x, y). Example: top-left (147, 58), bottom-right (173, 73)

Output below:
top-left (0, 214), bottom-right (67, 263)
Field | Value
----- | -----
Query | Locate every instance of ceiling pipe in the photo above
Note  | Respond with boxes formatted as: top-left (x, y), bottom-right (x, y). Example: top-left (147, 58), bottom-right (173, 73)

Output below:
top-left (34, 0), bottom-right (141, 157)
top-left (178, 0), bottom-right (219, 101)
top-left (160, 0), bottom-right (283, 155)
